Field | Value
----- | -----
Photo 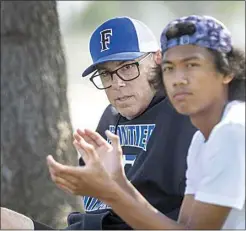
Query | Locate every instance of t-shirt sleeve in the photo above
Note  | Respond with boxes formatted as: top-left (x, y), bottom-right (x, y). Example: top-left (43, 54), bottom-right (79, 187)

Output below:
top-left (185, 132), bottom-right (201, 195)
top-left (195, 124), bottom-right (245, 210)
top-left (185, 164), bottom-right (195, 195)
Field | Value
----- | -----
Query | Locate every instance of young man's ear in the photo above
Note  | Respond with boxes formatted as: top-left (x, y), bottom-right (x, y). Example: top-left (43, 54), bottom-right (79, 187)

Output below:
top-left (154, 50), bottom-right (162, 65)
top-left (223, 74), bottom-right (234, 85)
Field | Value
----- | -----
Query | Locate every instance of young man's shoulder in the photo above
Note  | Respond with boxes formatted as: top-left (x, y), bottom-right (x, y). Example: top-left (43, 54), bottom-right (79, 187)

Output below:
top-left (220, 100), bottom-right (245, 127)
top-left (208, 100), bottom-right (245, 142)
top-left (187, 100), bottom-right (245, 162)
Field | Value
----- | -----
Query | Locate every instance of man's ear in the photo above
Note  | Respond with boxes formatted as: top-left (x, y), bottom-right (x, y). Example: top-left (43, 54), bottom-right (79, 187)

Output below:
top-left (223, 74), bottom-right (234, 85)
top-left (154, 50), bottom-right (162, 65)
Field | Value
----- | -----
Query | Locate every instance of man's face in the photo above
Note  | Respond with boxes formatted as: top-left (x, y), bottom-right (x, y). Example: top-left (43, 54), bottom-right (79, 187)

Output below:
top-left (96, 54), bottom-right (156, 119)
top-left (162, 45), bottom-right (231, 116)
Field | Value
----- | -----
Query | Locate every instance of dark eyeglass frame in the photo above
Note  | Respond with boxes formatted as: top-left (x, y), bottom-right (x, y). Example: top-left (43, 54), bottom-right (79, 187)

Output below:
top-left (89, 53), bottom-right (152, 90)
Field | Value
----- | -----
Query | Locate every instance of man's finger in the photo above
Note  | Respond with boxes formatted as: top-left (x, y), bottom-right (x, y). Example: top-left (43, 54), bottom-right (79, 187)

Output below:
top-left (52, 176), bottom-right (77, 193)
top-left (57, 183), bottom-right (74, 195)
top-left (73, 140), bottom-right (90, 164)
top-left (77, 129), bottom-right (99, 148)
top-left (105, 130), bottom-right (122, 152)
top-left (76, 128), bottom-right (85, 136)
top-left (46, 154), bottom-right (83, 178)
top-left (78, 138), bottom-right (99, 161)
top-left (47, 154), bottom-right (89, 179)
top-left (84, 129), bottom-right (110, 147)
top-left (73, 133), bottom-right (81, 142)
top-left (47, 163), bottom-right (78, 191)
top-left (52, 167), bottom-right (80, 186)
top-left (52, 174), bottom-right (77, 195)
top-left (46, 155), bottom-right (66, 174)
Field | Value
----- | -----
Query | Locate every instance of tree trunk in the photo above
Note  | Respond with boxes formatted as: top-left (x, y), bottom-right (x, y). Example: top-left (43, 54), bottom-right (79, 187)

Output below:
top-left (1, 1), bottom-right (82, 228)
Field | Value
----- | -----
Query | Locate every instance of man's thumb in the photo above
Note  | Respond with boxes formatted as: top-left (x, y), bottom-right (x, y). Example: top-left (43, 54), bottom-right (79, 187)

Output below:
top-left (105, 130), bottom-right (121, 151)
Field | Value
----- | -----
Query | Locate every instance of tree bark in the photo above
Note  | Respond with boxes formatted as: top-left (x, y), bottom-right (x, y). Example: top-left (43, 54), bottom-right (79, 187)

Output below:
top-left (1, 1), bottom-right (82, 228)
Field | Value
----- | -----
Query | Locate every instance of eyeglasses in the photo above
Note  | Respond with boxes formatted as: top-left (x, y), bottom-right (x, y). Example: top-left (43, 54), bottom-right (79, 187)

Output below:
top-left (90, 53), bottom-right (152, 90)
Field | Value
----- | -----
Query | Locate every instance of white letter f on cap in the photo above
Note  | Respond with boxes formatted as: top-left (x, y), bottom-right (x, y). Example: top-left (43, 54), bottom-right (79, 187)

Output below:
top-left (100, 29), bottom-right (113, 52)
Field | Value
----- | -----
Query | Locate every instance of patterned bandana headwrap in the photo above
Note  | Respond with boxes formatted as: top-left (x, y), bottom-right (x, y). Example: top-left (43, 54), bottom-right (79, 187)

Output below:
top-left (160, 15), bottom-right (232, 54)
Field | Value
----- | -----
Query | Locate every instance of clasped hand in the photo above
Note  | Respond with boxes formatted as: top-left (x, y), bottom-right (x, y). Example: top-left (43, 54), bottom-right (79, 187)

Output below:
top-left (47, 129), bottom-right (125, 202)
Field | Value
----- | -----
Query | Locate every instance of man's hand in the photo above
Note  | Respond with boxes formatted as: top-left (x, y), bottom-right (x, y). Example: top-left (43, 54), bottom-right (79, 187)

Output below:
top-left (1, 207), bottom-right (34, 230)
top-left (47, 135), bottom-right (121, 202)
top-left (74, 129), bottom-right (125, 180)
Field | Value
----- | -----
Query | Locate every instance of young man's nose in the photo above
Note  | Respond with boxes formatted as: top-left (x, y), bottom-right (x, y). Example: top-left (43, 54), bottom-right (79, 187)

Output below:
top-left (173, 71), bottom-right (188, 87)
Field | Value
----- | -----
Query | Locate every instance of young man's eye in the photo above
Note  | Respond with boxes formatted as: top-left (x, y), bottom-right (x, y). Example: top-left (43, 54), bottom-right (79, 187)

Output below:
top-left (163, 66), bottom-right (173, 72)
top-left (187, 63), bottom-right (200, 68)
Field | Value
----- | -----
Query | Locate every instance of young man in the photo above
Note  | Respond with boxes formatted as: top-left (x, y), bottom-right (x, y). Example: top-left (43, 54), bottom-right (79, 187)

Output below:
top-left (1, 17), bottom-right (196, 230)
top-left (47, 15), bottom-right (245, 229)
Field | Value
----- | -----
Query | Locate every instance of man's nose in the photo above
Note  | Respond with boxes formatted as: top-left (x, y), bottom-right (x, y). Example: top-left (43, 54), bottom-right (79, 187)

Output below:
top-left (111, 73), bottom-right (126, 89)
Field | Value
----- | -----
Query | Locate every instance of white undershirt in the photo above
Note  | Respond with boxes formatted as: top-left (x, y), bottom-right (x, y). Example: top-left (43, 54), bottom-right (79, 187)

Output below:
top-left (185, 100), bottom-right (245, 229)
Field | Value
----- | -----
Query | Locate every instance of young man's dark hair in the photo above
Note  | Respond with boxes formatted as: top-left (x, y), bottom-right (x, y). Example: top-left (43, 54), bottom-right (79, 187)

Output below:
top-left (208, 48), bottom-right (245, 101)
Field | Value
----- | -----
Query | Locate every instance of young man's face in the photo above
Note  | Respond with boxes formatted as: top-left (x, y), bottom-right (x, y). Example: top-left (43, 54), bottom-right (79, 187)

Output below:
top-left (96, 54), bottom-right (156, 119)
top-left (162, 45), bottom-right (231, 116)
